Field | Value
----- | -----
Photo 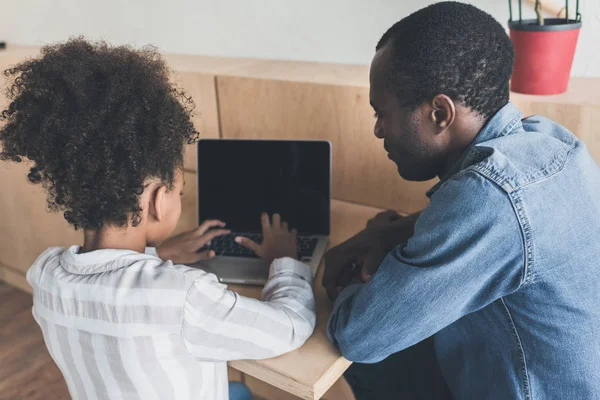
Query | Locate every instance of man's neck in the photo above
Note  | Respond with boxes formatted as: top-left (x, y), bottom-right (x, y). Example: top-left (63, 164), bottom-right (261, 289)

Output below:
top-left (81, 226), bottom-right (147, 254)
top-left (439, 110), bottom-right (487, 178)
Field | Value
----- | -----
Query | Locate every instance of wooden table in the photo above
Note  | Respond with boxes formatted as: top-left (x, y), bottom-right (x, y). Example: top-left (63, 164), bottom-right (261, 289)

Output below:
top-left (227, 199), bottom-right (384, 400)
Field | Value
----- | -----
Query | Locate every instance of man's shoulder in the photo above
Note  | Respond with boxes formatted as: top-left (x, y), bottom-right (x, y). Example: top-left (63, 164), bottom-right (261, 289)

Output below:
top-left (463, 116), bottom-right (578, 193)
top-left (429, 168), bottom-right (512, 211)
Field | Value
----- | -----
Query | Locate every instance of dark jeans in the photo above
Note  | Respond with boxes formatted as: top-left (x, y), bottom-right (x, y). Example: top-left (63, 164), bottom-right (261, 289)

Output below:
top-left (344, 336), bottom-right (454, 400)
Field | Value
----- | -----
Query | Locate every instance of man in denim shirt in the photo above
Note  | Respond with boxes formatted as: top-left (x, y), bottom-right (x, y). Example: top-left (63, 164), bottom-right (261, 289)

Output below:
top-left (324, 3), bottom-right (600, 399)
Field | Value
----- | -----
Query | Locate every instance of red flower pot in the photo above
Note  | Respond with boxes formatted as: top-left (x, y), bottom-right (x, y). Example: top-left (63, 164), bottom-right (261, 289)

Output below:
top-left (509, 18), bottom-right (582, 95)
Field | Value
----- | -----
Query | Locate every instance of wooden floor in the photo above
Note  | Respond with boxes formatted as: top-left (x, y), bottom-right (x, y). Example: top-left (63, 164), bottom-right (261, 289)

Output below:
top-left (0, 282), bottom-right (70, 399)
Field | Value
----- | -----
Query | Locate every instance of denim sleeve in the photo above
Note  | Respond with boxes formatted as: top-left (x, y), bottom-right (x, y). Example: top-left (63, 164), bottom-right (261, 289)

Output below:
top-left (327, 170), bottom-right (525, 363)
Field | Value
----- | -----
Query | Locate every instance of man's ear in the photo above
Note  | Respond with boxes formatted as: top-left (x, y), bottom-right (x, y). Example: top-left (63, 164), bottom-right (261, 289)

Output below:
top-left (430, 94), bottom-right (456, 131)
top-left (148, 185), bottom-right (168, 223)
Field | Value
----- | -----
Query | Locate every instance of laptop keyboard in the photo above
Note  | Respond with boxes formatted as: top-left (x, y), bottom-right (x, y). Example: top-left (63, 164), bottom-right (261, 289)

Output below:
top-left (204, 233), bottom-right (319, 259)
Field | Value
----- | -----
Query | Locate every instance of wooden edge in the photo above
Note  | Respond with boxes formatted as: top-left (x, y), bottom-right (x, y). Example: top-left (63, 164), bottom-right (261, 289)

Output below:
top-left (3, 46), bottom-right (599, 108)
top-left (313, 357), bottom-right (353, 399)
top-left (0, 263), bottom-right (31, 294)
top-left (213, 74), bottom-right (223, 140)
top-left (227, 366), bottom-right (244, 382)
top-left (215, 72), bottom-right (369, 91)
top-left (228, 360), bottom-right (314, 400)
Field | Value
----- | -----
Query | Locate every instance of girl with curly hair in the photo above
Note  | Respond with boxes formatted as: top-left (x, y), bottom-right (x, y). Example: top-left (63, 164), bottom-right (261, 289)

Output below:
top-left (1, 38), bottom-right (315, 400)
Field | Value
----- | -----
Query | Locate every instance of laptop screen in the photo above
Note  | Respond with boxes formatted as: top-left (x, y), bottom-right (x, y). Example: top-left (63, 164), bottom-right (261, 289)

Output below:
top-left (197, 139), bottom-right (331, 235)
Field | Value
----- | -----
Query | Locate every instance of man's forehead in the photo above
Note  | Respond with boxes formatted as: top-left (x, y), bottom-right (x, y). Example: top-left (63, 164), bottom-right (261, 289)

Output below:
top-left (370, 48), bottom-right (387, 78)
top-left (370, 46), bottom-right (390, 103)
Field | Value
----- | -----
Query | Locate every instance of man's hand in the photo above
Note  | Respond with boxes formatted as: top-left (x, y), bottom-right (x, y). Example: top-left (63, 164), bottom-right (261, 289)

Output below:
top-left (322, 210), bottom-right (420, 301)
top-left (157, 220), bottom-right (230, 264)
top-left (236, 213), bottom-right (298, 265)
top-left (366, 210), bottom-right (403, 230)
top-left (360, 210), bottom-right (406, 279)
top-left (322, 231), bottom-right (386, 301)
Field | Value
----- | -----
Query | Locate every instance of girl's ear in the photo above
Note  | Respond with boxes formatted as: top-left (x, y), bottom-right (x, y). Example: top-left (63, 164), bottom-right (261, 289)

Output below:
top-left (148, 185), bottom-right (168, 222)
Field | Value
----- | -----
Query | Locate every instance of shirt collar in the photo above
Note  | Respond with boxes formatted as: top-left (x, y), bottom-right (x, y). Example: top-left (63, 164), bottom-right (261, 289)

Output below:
top-left (59, 245), bottom-right (157, 275)
top-left (426, 102), bottom-right (523, 197)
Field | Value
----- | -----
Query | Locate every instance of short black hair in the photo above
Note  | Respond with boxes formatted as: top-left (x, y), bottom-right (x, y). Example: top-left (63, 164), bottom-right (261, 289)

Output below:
top-left (0, 38), bottom-right (199, 229)
top-left (376, 1), bottom-right (514, 119)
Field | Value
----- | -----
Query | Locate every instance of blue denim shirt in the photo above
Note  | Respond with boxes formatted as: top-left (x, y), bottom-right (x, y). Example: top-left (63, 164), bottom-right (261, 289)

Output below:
top-left (328, 102), bottom-right (600, 399)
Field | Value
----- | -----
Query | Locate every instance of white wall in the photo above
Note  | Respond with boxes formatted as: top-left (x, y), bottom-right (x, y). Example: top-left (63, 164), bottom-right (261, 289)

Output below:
top-left (0, 0), bottom-right (597, 76)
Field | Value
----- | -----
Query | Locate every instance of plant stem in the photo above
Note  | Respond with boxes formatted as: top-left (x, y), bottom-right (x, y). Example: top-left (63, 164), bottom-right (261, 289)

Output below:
top-left (535, 0), bottom-right (545, 25)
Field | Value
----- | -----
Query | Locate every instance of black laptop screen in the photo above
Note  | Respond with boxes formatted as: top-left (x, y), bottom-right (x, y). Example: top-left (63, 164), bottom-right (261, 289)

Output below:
top-left (197, 140), bottom-right (331, 235)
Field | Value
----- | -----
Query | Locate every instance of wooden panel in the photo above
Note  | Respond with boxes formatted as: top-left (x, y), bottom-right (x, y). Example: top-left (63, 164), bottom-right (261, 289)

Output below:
top-left (163, 52), bottom-right (262, 75)
top-left (228, 199), bottom-right (384, 400)
top-left (0, 162), bottom-right (82, 274)
top-left (217, 59), bottom-right (370, 87)
top-left (217, 76), bottom-right (433, 213)
top-left (245, 374), bottom-right (303, 400)
top-left (171, 71), bottom-right (221, 172)
top-left (228, 367), bottom-right (243, 382)
top-left (0, 263), bottom-right (31, 294)
top-left (245, 375), bottom-right (355, 400)
top-left (0, 45), bottom-right (41, 70)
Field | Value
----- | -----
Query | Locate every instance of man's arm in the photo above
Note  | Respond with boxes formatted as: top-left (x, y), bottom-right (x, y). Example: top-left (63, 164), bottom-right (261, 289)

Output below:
top-left (327, 171), bottom-right (526, 363)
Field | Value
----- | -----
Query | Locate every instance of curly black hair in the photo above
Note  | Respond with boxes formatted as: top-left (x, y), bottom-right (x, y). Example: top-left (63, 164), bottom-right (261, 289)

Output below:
top-left (0, 38), bottom-right (199, 229)
top-left (377, 2), bottom-right (514, 119)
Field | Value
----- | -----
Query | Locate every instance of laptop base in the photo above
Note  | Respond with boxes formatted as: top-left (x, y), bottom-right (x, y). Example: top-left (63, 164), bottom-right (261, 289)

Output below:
top-left (192, 236), bottom-right (328, 285)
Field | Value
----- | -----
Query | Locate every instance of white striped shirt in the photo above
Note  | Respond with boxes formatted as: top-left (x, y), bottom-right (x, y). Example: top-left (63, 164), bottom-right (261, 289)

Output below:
top-left (26, 246), bottom-right (316, 400)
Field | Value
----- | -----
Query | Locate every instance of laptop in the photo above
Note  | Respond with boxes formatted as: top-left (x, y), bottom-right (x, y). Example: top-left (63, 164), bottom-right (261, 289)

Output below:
top-left (191, 139), bottom-right (331, 285)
